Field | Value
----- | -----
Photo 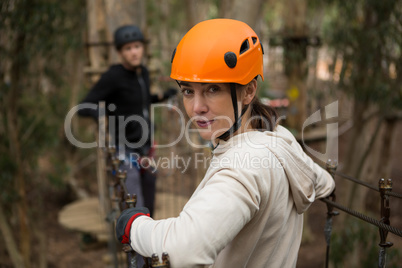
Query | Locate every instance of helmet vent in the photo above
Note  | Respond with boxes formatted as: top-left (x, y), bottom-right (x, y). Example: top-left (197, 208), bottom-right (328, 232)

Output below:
top-left (224, 52), bottom-right (237, 68)
top-left (240, 39), bottom-right (250, 55)
top-left (252, 37), bottom-right (257, 44)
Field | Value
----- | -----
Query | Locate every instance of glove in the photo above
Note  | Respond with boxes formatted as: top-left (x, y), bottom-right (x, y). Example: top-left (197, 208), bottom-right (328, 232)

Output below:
top-left (116, 207), bottom-right (150, 244)
top-left (163, 88), bottom-right (178, 99)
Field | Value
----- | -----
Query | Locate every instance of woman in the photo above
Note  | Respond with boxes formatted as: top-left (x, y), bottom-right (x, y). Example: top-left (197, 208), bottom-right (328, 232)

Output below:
top-left (116, 19), bottom-right (335, 268)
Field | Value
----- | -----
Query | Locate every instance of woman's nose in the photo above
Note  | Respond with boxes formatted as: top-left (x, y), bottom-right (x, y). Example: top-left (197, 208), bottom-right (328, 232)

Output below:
top-left (193, 95), bottom-right (208, 115)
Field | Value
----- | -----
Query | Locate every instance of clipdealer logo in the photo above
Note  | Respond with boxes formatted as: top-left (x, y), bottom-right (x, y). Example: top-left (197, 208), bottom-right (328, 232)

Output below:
top-left (64, 101), bottom-right (339, 166)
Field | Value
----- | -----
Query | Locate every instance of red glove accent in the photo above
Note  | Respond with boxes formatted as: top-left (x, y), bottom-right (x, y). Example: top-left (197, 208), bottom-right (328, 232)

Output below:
top-left (121, 213), bottom-right (150, 244)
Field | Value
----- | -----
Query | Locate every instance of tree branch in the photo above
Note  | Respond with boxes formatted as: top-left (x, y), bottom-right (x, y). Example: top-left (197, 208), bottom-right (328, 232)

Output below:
top-left (0, 204), bottom-right (25, 268)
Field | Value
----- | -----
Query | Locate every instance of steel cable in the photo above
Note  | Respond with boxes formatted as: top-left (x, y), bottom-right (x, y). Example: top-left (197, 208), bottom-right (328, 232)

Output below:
top-left (333, 171), bottom-right (402, 199)
top-left (320, 198), bottom-right (402, 237)
top-left (334, 171), bottom-right (378, 191)
top-left (384, 190), bottom-right (402, 199)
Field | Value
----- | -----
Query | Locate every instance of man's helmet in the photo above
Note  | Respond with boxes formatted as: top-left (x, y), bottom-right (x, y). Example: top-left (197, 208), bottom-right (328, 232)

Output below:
top-left (170, 19), bottom-right (264, 140)
top-left (170, 19), bottom-right (264, 85)
top-left (114, 25), bottom-right (145, 50)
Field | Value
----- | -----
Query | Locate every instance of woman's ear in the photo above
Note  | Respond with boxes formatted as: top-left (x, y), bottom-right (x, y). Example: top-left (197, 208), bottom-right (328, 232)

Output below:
top-left (243, 79), bottom-right (257, 105)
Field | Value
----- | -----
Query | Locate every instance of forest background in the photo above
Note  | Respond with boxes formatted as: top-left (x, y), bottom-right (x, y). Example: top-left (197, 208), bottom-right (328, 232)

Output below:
top-left (0, 0), bottom-right (401, 267)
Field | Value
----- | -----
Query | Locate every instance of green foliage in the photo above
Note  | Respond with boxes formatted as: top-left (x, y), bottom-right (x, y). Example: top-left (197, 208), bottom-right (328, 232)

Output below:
top-left (321, 3), bottom-right (402, 266)
top-left (0, 0), bottom-right (86, 201)
top-left (321, 0), bottom-right (402, 112)
top-left (2, 0), bottom-right (83, 64)
top-left (46, 157), bottom-right (70, 189)
top-left (257, 79), bottom-right (272, 98)
top-left (263, 2), bottom-right (284, 35)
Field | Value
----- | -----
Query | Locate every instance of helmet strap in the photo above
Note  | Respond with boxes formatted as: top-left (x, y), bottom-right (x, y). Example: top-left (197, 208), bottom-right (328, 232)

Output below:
top-left (217, 83), bottom-right (247, 140)
top-left (230, 83), bottom-right (239, 123)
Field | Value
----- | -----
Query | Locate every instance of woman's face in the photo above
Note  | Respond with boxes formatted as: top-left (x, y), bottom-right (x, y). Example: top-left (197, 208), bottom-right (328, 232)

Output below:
top-left (180, 82), bottom-right (251, 141)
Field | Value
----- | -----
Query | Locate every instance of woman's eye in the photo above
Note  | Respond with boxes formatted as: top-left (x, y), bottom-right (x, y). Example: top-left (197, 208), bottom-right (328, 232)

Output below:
top-left (208, 87), bottom-right (219, 93)
top-left (181, 89), bottom-right (193, 96)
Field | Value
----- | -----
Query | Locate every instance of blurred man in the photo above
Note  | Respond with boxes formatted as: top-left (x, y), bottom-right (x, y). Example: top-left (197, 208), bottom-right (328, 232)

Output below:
top-left (78, 25), bottom-right (176, 216)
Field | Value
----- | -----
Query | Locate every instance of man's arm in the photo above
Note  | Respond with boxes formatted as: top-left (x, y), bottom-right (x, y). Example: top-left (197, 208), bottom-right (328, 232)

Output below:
top-left (78, 72), bottom-right (114, 120)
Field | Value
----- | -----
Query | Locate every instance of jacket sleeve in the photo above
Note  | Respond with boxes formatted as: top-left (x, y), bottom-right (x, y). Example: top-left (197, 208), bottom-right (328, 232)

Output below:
top-left (129, 167), bottom-right (261, 268)
top-left (150, 93), bottom-right (161, 103)
top-left (77, 71), bottom-right (114, 120)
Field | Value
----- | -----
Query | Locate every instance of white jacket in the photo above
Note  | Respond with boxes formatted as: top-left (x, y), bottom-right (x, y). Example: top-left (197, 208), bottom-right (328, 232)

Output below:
top-left (130, 126), bottom-right (335, 267)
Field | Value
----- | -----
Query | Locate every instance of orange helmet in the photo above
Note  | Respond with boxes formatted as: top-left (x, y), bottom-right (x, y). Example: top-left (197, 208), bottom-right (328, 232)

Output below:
top-left (170, 19), bottom-right (264, 85)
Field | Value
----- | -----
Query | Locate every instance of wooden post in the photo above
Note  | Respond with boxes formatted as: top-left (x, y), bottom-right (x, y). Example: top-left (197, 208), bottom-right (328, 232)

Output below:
top-left (96, 102), bottom-right (110, 224)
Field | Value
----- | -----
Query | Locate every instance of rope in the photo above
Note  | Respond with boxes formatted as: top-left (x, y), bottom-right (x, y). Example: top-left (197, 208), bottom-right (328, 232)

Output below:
top-left (320, 198), bottom-right (402, 237)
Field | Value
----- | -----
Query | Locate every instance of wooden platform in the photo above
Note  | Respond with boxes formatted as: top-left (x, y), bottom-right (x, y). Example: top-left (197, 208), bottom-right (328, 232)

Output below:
top-left (58, 197), bottom-right (110, 241)
top-left (58, 192), bottom-right (190, 239)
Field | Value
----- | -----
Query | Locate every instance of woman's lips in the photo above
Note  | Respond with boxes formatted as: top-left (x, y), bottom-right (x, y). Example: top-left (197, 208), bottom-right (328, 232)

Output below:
top-left (196, 120), bottom-right (214, 128)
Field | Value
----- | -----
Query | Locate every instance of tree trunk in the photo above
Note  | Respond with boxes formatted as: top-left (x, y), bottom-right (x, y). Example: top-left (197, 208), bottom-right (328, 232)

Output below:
top-left (282, 0), bottom-right (308, 132)
top-left (363, 116), bottom-right (399, 210)
top-left (218, 0), bottom-right (232, 18)
top-left (86, 0), bottom-right (108, 81)
top-left (65, 49), bottom-right (90, 199)
top-left (33, 199), bottom-right (47, 268)
top-left (231, 0), bottom-right (265, 30)
top-left (8, 31), bottom-right (31, 268)
top-left (347, 115), bottom-right (382, 210)
top-left (375, 117), bottom-right (398, 180)
top-left (157, 0), bottom-right (171, 73)
top-left (185, 0), bottom-right (210, 29)
top-left (336, 100), bottom-right (369, 224)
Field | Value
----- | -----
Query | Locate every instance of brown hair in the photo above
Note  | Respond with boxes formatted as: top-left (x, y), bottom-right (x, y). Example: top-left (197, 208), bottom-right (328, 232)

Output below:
top-left (248, 97), bottom-right (278, 131)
